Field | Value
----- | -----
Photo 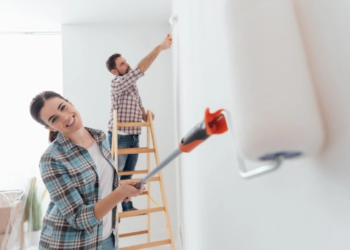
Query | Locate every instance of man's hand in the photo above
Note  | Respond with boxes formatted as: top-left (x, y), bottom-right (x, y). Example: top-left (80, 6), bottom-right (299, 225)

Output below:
top-left (159, 36), bottom-right (172, 50)
top-left (142, 112), bottom-right (155, 122)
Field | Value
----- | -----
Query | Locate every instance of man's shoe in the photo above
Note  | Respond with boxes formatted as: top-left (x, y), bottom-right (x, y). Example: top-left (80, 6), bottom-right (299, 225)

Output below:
top-left (127, 201), bottom-right (138, 211)
top-left (122, 201), bottom-right (139, 212)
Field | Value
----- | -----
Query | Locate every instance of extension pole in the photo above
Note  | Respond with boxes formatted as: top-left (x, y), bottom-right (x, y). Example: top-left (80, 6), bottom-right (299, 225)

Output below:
top-left (135, 108), bottom-right (228, 189)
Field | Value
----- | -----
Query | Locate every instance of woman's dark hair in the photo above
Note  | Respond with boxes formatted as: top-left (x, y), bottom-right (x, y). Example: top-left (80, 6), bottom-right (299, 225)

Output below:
top-left (30, 91), bottom-right (67, 143)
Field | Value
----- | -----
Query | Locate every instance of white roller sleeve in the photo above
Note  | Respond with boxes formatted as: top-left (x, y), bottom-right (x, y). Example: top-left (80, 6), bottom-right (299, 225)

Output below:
top-left (227, 0), bottom-right (324, 161)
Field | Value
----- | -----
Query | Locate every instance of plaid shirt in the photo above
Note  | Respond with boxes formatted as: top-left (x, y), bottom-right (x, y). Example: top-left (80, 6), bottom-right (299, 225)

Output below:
top-left (39, 128), bottom-right (119, 250)
top-left (108, 67), bottom-right (144, 134)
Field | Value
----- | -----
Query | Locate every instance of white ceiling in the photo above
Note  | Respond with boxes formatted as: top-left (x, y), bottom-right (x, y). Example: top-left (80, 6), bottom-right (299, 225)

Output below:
top-left (0, 0), bottom-right (171, 31)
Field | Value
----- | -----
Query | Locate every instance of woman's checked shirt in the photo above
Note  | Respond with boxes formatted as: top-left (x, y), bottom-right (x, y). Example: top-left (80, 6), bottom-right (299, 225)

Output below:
top-left (39, 128), bottom-right (119, 250)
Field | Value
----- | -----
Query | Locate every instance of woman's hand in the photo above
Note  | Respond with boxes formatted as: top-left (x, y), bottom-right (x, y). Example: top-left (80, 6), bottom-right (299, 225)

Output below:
top-left (118, 180), bottom-right (146, 202)
top-left (94, 181), bottom-right (145, 220)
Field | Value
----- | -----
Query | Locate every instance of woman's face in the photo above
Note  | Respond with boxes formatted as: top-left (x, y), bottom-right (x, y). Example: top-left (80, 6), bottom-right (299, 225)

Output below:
top-left (39, 97), bottom-right (83, 135)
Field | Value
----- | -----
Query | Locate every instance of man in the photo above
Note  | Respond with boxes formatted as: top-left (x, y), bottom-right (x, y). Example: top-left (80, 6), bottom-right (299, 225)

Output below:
top-left (106, 35), bottom-right (172, 212)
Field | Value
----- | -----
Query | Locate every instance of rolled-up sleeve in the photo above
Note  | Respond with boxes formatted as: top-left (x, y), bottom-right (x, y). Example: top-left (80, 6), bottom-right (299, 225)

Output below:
top-left (111, 67), bottom-right (144, 94)
top-left (40, 156), bottom-right (99, 234)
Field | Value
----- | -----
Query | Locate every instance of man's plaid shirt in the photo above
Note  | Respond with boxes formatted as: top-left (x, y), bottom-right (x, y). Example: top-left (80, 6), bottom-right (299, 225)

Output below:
top-left (108, 67), bottom-right (144, 134)
top-left (39, 128), bottom-right (119, 250)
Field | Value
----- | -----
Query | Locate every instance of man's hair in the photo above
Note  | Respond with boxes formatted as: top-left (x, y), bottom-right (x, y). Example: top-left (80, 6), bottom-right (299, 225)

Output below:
top-left (106, 53), bottom-right (121, 72)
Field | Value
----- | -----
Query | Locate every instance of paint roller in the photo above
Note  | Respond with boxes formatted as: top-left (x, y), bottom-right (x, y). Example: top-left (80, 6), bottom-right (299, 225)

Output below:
top-left (167, 15), bottom-right (178, 38)
top-left (227, 0), bottom-right (325, 168)
top-left (131, 1), bottom-right (326, 183)
top-left (135, 108), bottom-right (227, 189)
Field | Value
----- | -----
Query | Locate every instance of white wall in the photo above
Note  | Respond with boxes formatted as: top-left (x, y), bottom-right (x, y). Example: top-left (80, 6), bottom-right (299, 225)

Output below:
top-left (0, 35), bottom-right (62, 189)
top-left (62, 23), bottom-right (178, 244)
top-left (175, 0), bottom-right (350, 249)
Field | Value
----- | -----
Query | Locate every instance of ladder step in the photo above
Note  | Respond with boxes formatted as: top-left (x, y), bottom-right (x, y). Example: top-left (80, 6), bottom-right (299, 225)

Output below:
top-left (119, 230), bottom-right (148, 238)
top-left (140, 191), bottom-right (148, 196)
top-left (119, 207), bottom-right (165, 218)
top-left (120, 239), bottom-right (171, 250)
top-left (118, 147), bottom-right (155, 155)
top-left (119, 177), bottom-right (159, 185)
top-left (118, 122), bottom-right (150, 127)
top-left (118, 170), bottom-right (148, 176)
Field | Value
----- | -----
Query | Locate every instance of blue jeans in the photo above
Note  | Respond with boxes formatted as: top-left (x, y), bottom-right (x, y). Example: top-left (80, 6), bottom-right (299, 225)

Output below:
top-left (108, 131), bottom-right (139, 180)
top-left (102, 233), bottom-right (118, 250)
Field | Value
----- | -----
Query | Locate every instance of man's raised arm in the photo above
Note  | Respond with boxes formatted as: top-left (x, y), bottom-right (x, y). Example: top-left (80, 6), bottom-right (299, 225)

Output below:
top-left (137, 36), bottom-right (172, 73)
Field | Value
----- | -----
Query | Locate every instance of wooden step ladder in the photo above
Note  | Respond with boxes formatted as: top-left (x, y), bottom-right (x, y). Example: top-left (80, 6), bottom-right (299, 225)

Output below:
top-left (111, 110), bottom-right (175, 250)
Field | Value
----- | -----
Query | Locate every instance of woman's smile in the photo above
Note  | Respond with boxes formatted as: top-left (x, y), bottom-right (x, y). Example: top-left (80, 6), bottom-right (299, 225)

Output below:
top-left (66, 115), bottom-right (76, 127)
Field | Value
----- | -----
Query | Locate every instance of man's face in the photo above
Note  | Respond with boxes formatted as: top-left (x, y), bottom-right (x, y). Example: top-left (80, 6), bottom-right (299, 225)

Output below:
top-left (113, 56), bottom-right (130, 76)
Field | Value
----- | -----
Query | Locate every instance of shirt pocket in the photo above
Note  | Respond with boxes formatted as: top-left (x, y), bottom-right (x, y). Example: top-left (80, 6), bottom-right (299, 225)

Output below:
top-left (70, 168), bottom-right (97, 203)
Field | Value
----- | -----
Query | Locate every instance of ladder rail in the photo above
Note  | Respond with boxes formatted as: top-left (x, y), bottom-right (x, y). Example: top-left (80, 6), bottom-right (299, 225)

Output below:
top-left (112, 109), bottom-right (175, 250)
top-left (148, 111), bottom-right (176, 250)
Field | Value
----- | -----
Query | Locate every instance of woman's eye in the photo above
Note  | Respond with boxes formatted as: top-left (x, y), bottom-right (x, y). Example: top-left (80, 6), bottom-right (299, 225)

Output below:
top-left (61, 105), bottom-right (66, 111)
top-left (52, 117), bottom-right (57, 123)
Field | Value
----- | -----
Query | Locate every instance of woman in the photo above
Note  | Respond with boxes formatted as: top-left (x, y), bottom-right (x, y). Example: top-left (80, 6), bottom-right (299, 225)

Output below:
top-left (30, 91), bottom-right (145, 250)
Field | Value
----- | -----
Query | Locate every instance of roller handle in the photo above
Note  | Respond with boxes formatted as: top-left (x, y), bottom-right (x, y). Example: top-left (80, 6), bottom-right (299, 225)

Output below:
top-left (131, 109), bottom-right (228, 189)
top-left (178, 120), bottom-right (210, 153)
top-left (135, 182), bottom-right (142, 189)
top-left (179, 109), bottom-right (226, 153)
